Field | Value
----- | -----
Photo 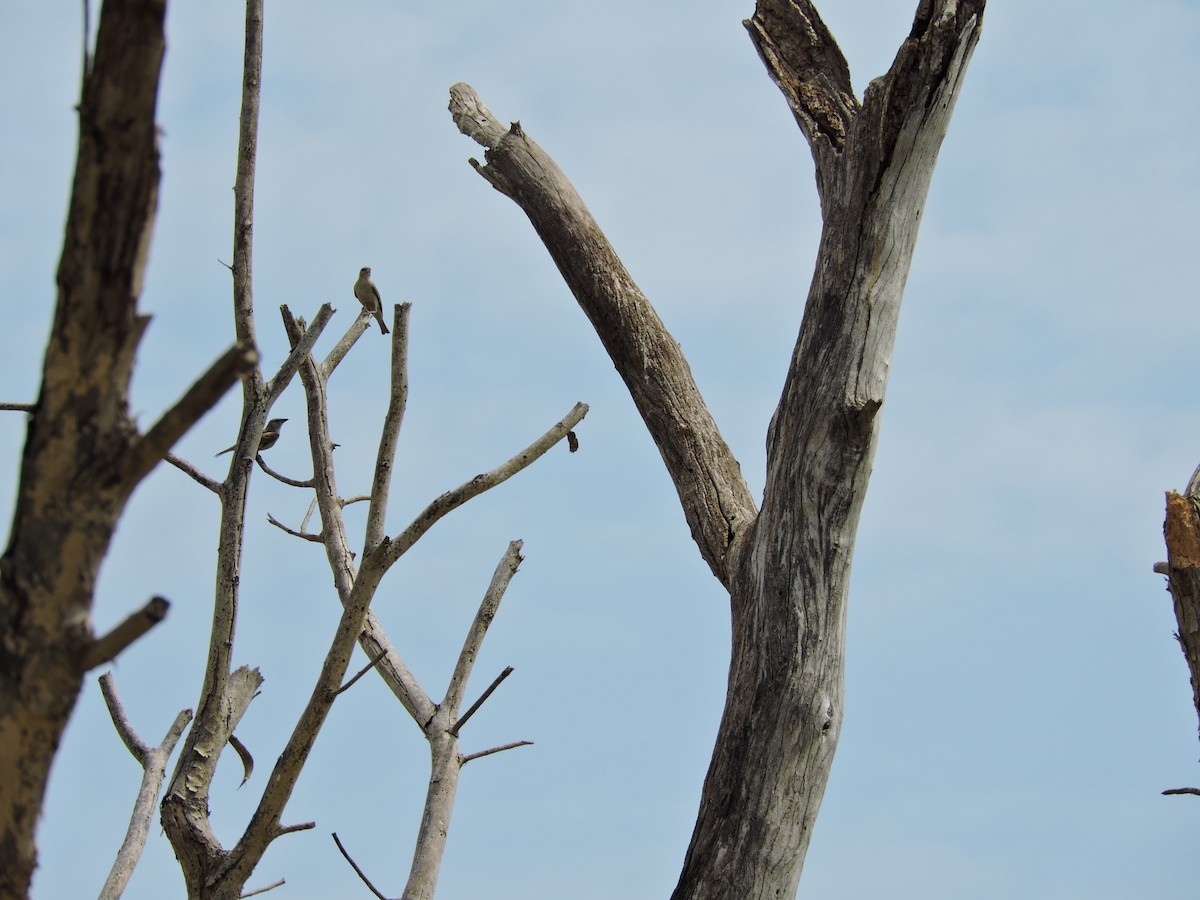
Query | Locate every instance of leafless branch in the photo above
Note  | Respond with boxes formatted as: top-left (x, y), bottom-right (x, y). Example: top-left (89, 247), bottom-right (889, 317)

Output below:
top-left (256, 455), bottom-right (314, 488)
top-left (81, 596), bottom-right (170, 671)
top-left (0, 402), bottom-right (36, 412)
top-left (266, 513), bottom-right (324, 543)
top-left (240, 878), bottom-right (286, 898)
top-left (450, 666), bottom-right (514, 737)
top-left (383, 403), bottom-right (588, 566)
top-left (332, 832), bottom-right (392, 900)
top-left (461, 740), bottom-right (534, 765)
top-left (449, 83), bottom-right (755, 587)
top-left (444, 544), bottom-right (523, 725)
top-left (97, 673), bottom-right (192, 900)
top-left (166, 452), bottom-right (223, 493)
top-left (365, 302), bottom-right (411, 557)
top-left (321, 312), bottom-right (372, 376)
top-left (334, 649), bottom-right (389, 697)
top-left (266, 302), bottom-right (334, 406)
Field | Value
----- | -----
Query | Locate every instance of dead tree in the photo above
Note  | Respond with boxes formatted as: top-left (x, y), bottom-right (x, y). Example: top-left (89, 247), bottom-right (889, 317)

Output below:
top-left (450, 1), bottom-right (985, 895)
top-left (0, 1), bottom-right (254, 895)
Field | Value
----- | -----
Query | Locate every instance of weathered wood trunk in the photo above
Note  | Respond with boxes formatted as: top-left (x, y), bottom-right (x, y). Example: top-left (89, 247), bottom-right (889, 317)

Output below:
top-left (453, 2), bottom-right (985, 896)
top-left (0, 1), bottom-right (167, 895)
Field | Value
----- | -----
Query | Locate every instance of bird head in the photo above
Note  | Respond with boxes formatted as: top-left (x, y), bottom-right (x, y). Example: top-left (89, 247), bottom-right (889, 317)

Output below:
top-left (265, 418), bottom-right (288, 431)
top-left (359, 266), bottom-right (371, 278)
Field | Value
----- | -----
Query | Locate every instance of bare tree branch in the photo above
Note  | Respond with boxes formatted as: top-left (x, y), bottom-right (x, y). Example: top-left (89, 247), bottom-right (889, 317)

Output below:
top-left (266, 513), bottom-right (324, 543)
top-left (365, 302), bottom-right (411, 557)
top-left (444, 544), bottom-right (523, 724)
top-left (80, 596), bottom-right (170, 671)
top-left (97, 673), bottom-right (192, 900)
top-left (166, 452), bottom-right (223, 493)
top-left (334, 649), bottom-right (389, 697)
top-left (240, 878), bottom-right (286, 898)
top-left (450, 666), bottom-right (514, 737)
top-left (0, 402), bottom-right (36, 413)
top-left (332, 832), bottom-right (392, 900)
top-left (460, 740), bottom-right (533, 765)
top-left (382, 402), bottom-right (588, 566)
top-left (450, 83), bottom-right (755, 587)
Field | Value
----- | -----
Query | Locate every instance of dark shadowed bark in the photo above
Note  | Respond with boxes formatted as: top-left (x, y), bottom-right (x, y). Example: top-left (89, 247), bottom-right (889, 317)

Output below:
top-left (452, 1), bottom-right (985, 895)
top-left (0, 1), bottom-right (251, 895)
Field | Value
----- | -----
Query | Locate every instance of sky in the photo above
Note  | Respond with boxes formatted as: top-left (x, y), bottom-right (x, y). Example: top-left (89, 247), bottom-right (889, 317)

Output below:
top-left (2, 1), bottom-right (1199, 898)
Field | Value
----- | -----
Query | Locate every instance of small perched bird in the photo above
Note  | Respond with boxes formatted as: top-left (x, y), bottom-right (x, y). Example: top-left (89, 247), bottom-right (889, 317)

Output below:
top-left (215, 418), bottom-right (288, 458)
top-left (354, 266), bottom-right (390, 335)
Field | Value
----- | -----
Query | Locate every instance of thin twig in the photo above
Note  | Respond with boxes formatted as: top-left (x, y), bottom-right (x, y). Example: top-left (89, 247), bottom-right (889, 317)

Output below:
top-left (240, 877), bottom-right (286, 898)
top-left (1162, 787), bottom-right (1200, 796)
top-left (256, 454), bottom-right (314, 488)
top-left (266, 513), bottom-right (324, 543)
top-left (166, 452), bottom-right (223, 493)
top-left (461, 740), bottom-right (534, 764)
top-left (450, 666), bottom-right (514, 737)
top-left (334, 650), bottom-right (389, 697)
top-left (332, 832), bottom-right (391, 900)
top-left (0, 401), bottom-right (36, 412)
top-left (81, 596), bottom-right (170, 671)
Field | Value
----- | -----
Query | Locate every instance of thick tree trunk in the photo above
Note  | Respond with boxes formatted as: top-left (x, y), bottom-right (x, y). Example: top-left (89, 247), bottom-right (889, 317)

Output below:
top-left (452, 1), bottom-right (984, 896)
top-left (0, 2), bottom-right (167, 895)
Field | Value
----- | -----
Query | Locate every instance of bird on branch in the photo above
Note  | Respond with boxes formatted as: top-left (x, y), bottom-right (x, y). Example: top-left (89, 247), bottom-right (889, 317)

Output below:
top-left (354, 266), bottom-right (390, 335)
top-left (215, 417), bottom-right (288, 457)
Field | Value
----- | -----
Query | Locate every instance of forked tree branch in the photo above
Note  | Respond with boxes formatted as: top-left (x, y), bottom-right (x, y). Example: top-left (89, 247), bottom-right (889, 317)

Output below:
top-left (97, 673), bottom-right (192, 900)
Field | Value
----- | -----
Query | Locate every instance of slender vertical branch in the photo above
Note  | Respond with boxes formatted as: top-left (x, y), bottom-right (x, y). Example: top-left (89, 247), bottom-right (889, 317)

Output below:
top-left (365, 302), bottom-right (411, 557)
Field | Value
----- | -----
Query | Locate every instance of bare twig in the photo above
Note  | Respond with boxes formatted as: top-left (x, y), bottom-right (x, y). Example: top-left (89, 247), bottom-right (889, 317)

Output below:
top-left (0, 402), bottom-right (36, 412)
top-left (461, 740), bottom-right (534, 765)
top-left (166, 452), bottom-right (223, 493)
top-left (450, 666), bottom-right (514, 737)
top-left (1162, 787), bottom-right (1200, 796)
top-left (266, 513), bottom-right (324, 543)
top-left (332, 832), bottom-right (392, 900)
top-left (240, 877), bottom-right (286, 897)
top-left (334, 649), bottom-right (389, 697)
top-left (98, 673), bottom-right (192, 900)
top-left (81, 596), bottom-right (170, 671)
top-left (256, 454), bottom-right (314, 488)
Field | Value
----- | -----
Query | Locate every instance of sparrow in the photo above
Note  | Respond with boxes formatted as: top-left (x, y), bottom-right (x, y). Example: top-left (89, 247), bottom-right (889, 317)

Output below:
top-left (354, 266), bottom-right (389, 335)
top-left (215, 418), bottom-right (288, 457)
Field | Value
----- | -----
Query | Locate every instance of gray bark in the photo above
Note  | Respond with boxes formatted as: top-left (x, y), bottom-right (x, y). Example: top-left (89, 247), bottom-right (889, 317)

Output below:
top-left (451, 1), bottom-right (985, 895)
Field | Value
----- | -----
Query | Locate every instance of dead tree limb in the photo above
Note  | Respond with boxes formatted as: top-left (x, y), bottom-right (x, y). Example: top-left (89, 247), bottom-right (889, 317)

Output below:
top-left (97, 673), bottom-right (192, 900)
top-left (451, 2), bottom-right (984, 895)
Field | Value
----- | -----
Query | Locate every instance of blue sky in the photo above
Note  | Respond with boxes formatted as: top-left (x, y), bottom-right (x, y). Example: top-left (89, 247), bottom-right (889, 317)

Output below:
top-left (3, 1), bottom-right (1200, 897)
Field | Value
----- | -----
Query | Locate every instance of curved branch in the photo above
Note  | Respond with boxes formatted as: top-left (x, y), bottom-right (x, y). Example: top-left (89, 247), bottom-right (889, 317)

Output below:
top-left (449, 84), bottom-right (756, 586)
